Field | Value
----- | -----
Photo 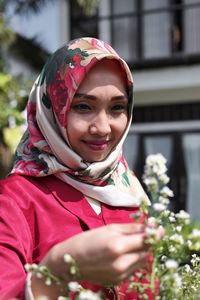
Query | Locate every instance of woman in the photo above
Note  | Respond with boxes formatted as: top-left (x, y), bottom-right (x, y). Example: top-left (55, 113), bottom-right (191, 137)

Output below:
top-left (0, 37), bottom-right (159, 299)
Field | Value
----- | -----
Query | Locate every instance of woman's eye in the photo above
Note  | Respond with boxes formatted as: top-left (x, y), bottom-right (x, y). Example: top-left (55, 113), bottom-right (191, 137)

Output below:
top-left (111, 104), bottom-right (127, 113)
top-left (72, 103), bottom-right (91, 112)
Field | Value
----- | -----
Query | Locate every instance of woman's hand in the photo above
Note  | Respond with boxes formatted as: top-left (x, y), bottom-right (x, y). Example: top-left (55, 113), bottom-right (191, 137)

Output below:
top-left (31, 223), bottom-right (162, 298)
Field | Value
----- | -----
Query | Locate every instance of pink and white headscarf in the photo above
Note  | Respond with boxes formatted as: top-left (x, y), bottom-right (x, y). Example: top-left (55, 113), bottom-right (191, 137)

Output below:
top-left (11, 37), bottom-right (148, 207)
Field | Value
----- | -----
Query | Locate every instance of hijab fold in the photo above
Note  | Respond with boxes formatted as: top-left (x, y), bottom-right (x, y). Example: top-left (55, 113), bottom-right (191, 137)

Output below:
top-left (12, 37), bottom-right (148, 208)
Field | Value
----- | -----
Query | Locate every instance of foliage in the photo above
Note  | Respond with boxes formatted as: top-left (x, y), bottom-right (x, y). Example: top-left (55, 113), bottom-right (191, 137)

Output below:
top-left (0, 9), bottom-right (28, 155)
top-left (77, 0), bottom-right (98, 15)
top-left (131, 154), bottom-right (200, 299)
top-left (5, 0), bottom-right (99, 16)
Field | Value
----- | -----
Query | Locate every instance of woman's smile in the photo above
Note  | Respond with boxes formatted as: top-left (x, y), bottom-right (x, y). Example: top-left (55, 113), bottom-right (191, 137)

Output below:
top-left (83, 139), bottom-right (110, 151)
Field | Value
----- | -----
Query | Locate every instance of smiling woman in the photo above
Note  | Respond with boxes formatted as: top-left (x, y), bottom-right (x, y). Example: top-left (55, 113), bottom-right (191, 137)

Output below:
top-left (67, 59), bottom-right (129, 162)
top-left (0, 37), bottom-right (160, 300)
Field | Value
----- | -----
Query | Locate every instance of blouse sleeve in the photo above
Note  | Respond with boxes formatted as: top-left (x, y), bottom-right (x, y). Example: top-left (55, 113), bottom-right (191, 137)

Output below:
top-left (0, 195), bottom-right (33, 300)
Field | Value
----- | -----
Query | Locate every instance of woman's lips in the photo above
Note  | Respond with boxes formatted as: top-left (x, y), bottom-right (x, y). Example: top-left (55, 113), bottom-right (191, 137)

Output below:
top-left (84, 140), bottom-right (109, 151)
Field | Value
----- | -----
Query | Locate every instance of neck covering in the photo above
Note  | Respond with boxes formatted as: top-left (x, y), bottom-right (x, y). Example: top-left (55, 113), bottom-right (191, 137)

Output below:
top-left (11, 37), bottom-right (148, 207)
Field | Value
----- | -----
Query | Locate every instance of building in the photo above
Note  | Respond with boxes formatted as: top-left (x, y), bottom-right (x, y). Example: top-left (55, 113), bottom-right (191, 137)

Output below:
top-left (7, 0), bottom-right (200, 220)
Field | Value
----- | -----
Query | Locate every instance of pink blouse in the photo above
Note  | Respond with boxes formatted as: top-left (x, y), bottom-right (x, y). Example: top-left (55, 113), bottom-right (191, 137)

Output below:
top-left (0, 174), bottom-right (153, 300)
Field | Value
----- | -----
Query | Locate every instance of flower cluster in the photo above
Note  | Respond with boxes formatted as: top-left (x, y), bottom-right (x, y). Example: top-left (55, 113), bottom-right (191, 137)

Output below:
top-left (132, 153), bottom-right (200, 299)
top-left (25, 254), bottom-right (103, 300)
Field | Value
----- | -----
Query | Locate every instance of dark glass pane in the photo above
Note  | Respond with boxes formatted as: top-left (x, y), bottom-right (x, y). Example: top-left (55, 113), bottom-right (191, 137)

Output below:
top-left (112, 16), bottom-right (138, 61)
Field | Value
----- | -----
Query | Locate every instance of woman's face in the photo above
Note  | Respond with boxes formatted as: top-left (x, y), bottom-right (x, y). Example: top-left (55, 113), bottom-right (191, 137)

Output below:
top-left (66, 59), bottom-right (128, 162)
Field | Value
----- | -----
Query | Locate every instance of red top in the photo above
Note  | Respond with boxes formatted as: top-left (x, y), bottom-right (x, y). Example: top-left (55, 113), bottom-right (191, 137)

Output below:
top-left (0, 174), bottom-right (154, 299)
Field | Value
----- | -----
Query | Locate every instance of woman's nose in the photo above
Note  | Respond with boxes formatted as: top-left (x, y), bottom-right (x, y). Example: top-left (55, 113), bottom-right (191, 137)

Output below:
top-left (89, 112), bottom-right (111, 136)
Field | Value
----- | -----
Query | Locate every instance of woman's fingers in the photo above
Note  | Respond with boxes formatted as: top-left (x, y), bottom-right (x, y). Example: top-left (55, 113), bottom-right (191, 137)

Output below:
top-left (106, 223), bottom-right (145, 235)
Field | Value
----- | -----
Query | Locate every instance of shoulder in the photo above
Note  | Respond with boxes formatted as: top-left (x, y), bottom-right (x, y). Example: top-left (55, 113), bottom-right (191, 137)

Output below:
top-left (0, 174), bottom-right (81, 206)
top-left (0, 173), bottom-right (48, 195)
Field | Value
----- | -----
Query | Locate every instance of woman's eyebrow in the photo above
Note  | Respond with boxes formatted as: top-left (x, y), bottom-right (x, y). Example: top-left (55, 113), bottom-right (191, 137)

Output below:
top-left (112, 95), bottom-right (128, 102)
top-left (74, 93), bottom-right (128, 101)
top-left (74, 93), bottom-right (96, 100)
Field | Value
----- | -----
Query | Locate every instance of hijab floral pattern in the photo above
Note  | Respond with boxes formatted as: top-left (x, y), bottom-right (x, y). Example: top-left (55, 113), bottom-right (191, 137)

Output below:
top-left (11, 37), bottom-right (148, 207)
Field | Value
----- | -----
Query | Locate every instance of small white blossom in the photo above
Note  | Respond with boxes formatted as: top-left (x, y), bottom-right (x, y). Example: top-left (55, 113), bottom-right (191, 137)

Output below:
top-left (159, 173), bottom-right (170, 184)
top-left (162, 209), bottom-right (171, 218)
top-left (36, 272), bottom-right (43, 278)
top-left (153, 203), bottom-right (167, 212)
top-left (169, 245), bottom-right (177, 253)
top-left (152, 163), bottom-right (167, 176)
top-left (145, 226), bottom-right (163, 243)
top-left (63, 254), bottom-right (73, 263)
top-left (175, 210), bottom-right (190, 222)
top-left (165, 259), bottom-right (178, 269)
top-left (160, 186), bottom-right (174, 198)
top-left (158, 196), bottom-right (170, 205)
top-left (161, 255), bottom-right (167, 262)
top-left (143, 177), bottom-right (158, 187)
top-left (147, 217), bottom-right (157, 226)
top-left (191, 254), bottom-right (200, 263)
top-left (169, 215), bottom-right (176, 222)
top-left (170, 234), bottom-right (184, 245)
top-left (175, 226), bottom-right (182, 232)
top-left (184, 264), bottom-right (192, 273)
top-left (173, 273), bottom-right (182, 288)
top-left (45, 277), bottom-right (52, 286)
top-left (190, 229), bottom-right (200, 238)
top-left (146, 154), bottom-right (167, 175)
top-left (68, 281), bottom-right (81, 292)
top-left (78, 290), bottom-right (102, 300)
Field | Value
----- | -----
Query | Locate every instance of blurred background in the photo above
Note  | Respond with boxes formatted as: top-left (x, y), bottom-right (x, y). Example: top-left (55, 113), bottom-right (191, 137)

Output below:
top-left (1, 0), bottom-right (200, 220)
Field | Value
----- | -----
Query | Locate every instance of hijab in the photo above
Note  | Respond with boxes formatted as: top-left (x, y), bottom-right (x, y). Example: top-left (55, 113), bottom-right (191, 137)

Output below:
top-left (11, 37), bottom-right (148, 208)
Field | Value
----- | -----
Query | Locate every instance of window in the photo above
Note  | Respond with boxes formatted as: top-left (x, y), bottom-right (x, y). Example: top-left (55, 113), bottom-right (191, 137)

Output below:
top-left (70, 0), bottom-right (200, 67)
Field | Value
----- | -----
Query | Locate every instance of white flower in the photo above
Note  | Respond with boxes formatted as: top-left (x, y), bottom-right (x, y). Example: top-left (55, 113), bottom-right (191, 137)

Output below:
top-left (153, 203), bottom-right (167, 212)
top-left (173, 273), bottom-right (182, 288)
top-left (45, 277), bottom-right (52, 286)
top-left (184, 264), bottom-right (192, 273)
top-left (79, 290), bottom-right (102, 300)
top-left (146, 154), bottom-right (167, 167)
top-left (162, 209), bottom-right (171, 218)
top-left (170, 234), bottom-right (184, 244)
top-left (68, 281), bottom-right (81, 292)
top-left (190, 229), bottom-right (200, 238)
top-left (145, 154), bottom-right (167, 176)
top-left (191, 254), bottom-right (200, 262)
top-left (158, 196), bottom-right (170, 205)
top-left (161, 255), bottom-right (167, 262)
top-left (175, 210), bottom-right (190, 221)
top-left (159, 173), bottom-right (170, 184)
top-left (169, 245), bottom-right (177, 253)
top-left (175, 226), bottom-right (182, 232)
top-left (147, 217), bottom-right (156, 226)
top-left (169, 215), bottom-right (176, 222)
top-left (165, 259), bottom-right (178, 269)
top-left (145, 226), bottom-right (163, 243)
top-left (160, 186), bottom-right (174, 198)
top-left (63, 254), bottom-right (73, 264)
top-left (143, 177), bottom-right (158, 187)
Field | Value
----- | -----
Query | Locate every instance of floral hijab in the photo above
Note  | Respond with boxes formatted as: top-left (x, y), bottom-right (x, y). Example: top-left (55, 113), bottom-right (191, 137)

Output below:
top-left (12, 37), bottom-right (147, 208)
